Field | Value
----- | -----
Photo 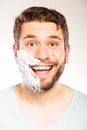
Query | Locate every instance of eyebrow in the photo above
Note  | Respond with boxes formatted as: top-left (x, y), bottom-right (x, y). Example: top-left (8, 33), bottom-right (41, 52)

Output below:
top-left (23, 34), bottom-right (62, 41)
top-left (23, 34), bottom-right (36, 40)
top-left (48, 35), bottom-right (62, 41)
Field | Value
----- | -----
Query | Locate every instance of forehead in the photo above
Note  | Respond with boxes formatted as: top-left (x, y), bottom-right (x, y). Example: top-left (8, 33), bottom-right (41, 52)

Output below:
top-left (20, 22), bottom-right (63, 40)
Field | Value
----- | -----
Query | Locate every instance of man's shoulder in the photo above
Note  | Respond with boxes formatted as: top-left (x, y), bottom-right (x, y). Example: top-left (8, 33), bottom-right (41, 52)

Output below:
top-left (72, 88), bottom-right (87, 113)
top-left (0, 86), bottom-right (16, 108)
top-left (73, 88), bottom-right (87, 101)
top-left (0, 86), bottom-right (16, 117)
top-left (0, 86), bottom-right (15, 99)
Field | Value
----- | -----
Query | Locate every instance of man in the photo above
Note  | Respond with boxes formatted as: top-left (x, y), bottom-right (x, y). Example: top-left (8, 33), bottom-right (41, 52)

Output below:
top-left (0, 6), bottom-right (87, 130)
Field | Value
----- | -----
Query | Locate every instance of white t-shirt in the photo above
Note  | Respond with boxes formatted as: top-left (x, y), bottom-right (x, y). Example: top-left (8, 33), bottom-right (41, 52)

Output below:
top-left (0, 86), bottom-right (87, 130)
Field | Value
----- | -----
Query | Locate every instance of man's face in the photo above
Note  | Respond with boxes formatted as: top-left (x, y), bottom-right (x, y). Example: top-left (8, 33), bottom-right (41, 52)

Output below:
top-left (16, 22), bottom-right (69, 92)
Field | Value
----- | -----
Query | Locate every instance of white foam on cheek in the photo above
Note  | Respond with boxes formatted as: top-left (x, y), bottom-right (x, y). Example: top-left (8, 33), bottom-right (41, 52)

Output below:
top-left (17, 50), bottom-right (40, 65)
top-left (17, 50), bottom-right (43, 92)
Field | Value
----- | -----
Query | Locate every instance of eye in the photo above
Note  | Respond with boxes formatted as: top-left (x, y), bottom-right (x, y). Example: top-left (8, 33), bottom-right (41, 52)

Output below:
top-left (28, 42), bottom-right (36, 46)
top-left (50, 43), bottom-right (57, 46)
top-left (48, 42), bottom-right (58, 48)
top-left (24, 41), bottom-right (37, 47)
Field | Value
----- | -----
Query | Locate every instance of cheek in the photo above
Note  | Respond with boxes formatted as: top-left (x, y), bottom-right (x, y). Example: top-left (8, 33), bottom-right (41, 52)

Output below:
top-left (20, 47), bottom-right (35, 58)
top-left (52, 50), bottom-right (65, 63)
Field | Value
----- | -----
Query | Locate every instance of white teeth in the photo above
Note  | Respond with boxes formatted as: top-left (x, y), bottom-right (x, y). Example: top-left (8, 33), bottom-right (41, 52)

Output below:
top-left (32, 66), bottom-right (52, 71)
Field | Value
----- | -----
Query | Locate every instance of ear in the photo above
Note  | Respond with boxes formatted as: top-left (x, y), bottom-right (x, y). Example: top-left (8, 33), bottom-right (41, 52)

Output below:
top-left (13, 43), bottom-right (18, 63)
top-left (65, 44), bottom-right (70, 64)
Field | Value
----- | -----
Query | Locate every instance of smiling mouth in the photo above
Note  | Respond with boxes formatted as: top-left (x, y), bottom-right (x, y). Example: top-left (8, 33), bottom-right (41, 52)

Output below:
top-left (30, 65), bottom-right (53, 72)
top-left (29, 64), bottom-right (54, 77)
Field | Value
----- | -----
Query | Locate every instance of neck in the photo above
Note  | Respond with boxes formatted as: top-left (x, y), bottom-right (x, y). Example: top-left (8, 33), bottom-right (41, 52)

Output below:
top-left (15, 83), bottom-right (72, 129)
top-left (15, 82), bottom-right (64, 106)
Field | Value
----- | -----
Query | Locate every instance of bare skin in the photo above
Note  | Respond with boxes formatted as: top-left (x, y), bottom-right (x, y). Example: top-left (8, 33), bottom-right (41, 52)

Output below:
top-left (15, 83), bottom-right (72, 129)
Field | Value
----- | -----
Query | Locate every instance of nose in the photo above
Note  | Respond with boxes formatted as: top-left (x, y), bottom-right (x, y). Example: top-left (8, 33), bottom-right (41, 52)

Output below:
top-left (35, 45), bottom-right (50, 61)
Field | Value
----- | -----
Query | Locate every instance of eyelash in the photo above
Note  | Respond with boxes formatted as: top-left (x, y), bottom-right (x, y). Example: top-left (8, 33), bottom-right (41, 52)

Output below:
top-left (25, 41), bottom-right (36, 46)
top-left (29, 42), bottom-right (36, 46)
top-left (24, 41), bottom-right (60, 48)
top-left (49, 42), bottom-right (57, 46)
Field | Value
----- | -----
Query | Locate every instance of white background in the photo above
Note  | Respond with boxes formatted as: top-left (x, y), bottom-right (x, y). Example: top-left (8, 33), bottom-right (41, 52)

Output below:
top-left (0, 0), bottom-right (87, 94)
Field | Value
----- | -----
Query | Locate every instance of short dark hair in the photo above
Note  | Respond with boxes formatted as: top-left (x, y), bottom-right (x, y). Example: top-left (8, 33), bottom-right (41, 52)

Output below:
top-left (13, 6), bottom-right (69, 49)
